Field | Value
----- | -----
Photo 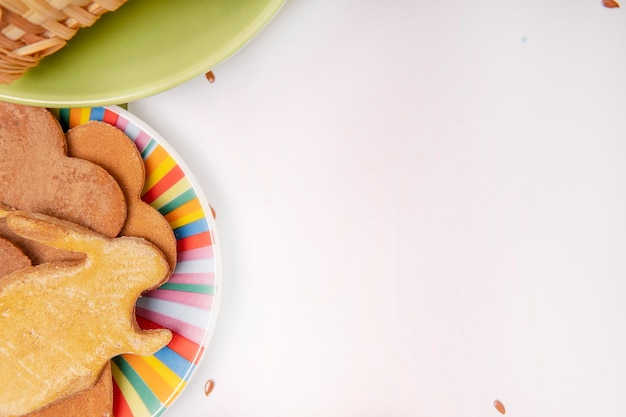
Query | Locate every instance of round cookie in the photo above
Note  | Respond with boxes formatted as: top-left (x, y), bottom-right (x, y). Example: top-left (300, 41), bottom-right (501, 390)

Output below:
top-left (66, 121), bottom-right (177, 272)
top-left (0, 102), bottom-right (127, 238)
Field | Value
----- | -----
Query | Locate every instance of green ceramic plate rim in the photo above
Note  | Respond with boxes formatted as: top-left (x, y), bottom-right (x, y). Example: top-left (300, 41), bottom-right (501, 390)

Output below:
top-left (0, 0), bottom-right (286, 108)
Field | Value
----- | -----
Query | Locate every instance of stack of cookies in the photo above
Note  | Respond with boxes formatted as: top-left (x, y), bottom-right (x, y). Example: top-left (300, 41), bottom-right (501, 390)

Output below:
top-left (0, 102), bottom-right (177, 417)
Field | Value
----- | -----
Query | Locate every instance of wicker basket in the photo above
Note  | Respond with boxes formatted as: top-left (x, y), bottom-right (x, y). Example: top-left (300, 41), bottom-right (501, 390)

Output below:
top-left (0, 0), bottom-right (129, 84)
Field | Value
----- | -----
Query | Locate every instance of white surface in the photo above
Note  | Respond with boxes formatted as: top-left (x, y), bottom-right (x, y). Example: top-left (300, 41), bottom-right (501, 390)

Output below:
top-left (129, 1), bottom-right (626, 416)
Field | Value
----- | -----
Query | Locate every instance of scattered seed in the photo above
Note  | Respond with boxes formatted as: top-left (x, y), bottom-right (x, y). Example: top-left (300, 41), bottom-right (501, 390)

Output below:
top-left (204, 379), bottom-right (215, 396)
top-left (603, 0), bottom-right (620, 8)
top-left (494, 399), bottom-right (506, 414)
top-left (205, 71), bottom-right (216, 83)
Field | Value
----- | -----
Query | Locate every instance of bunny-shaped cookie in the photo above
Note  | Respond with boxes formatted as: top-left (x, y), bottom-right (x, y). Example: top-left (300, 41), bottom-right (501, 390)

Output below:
top-left (0, 207), bottom-right (172, 417)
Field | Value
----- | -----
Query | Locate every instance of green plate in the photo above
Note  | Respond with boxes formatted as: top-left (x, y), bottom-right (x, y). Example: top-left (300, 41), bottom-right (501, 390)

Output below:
top-left (0, 0), bottom-right (286, 108)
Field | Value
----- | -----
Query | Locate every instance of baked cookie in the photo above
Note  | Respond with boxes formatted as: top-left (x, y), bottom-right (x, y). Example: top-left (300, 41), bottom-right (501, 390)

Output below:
top-left (0, 208), bottom-right (171, 417)
top-left (0, 102), bottom-right (127, 246)
top-left (27, 363), bottom-right (113, 417)
top-left (0, 235), bottom-right (30, 277)
top-left (67, 120), bottom-right (177, 272)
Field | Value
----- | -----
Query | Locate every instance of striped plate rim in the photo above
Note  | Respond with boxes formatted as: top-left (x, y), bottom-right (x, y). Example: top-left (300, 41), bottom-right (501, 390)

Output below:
top-left (54, 106), bottom-right (221, 417)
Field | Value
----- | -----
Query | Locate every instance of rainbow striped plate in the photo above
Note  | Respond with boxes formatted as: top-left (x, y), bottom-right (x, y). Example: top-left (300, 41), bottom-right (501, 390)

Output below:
top-left (54, 106), bottom-right (221, 417)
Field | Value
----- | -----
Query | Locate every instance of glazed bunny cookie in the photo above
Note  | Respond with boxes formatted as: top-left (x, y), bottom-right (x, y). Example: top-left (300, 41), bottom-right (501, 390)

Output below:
top-left (0, 102), bottom-right (127, 264)
top-left (0, 208), bottom-right (171, 417)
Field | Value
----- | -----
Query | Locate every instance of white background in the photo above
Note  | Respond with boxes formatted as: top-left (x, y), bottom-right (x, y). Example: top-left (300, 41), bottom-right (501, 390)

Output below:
top-left (130, 1), bottom-right (626, 416)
